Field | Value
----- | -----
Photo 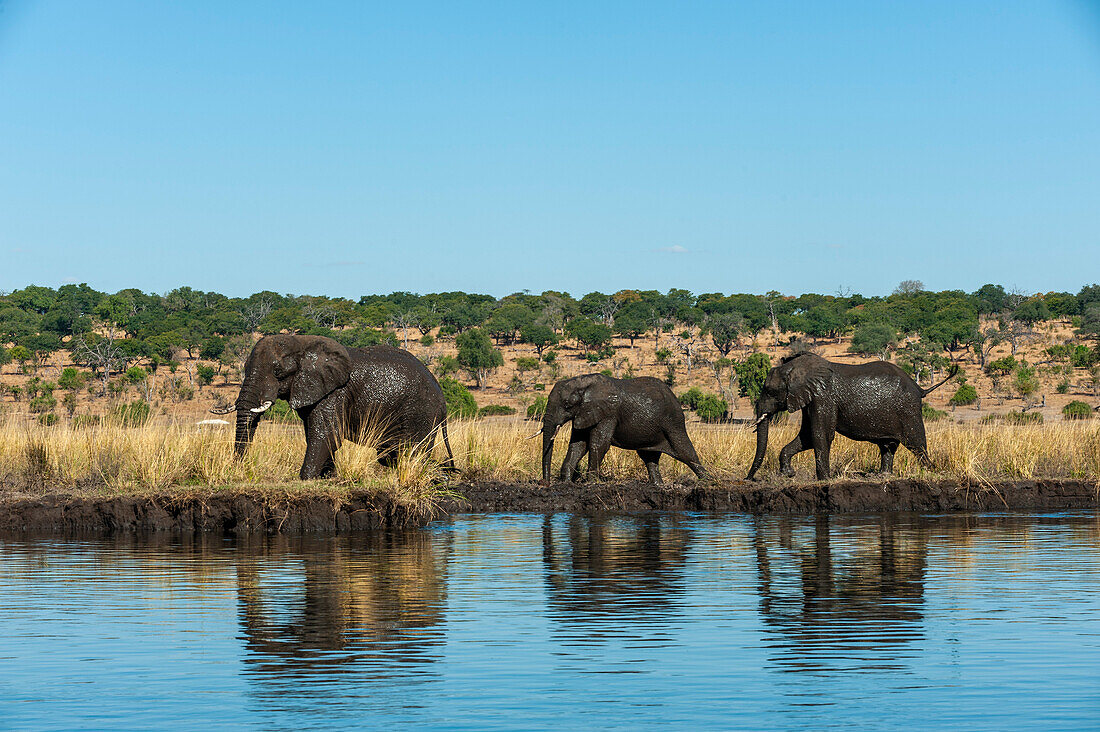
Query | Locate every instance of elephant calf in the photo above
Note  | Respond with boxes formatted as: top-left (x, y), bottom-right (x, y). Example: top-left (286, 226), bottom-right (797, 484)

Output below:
top-left (747, 352), bottom-right (957, 480)
top-left (536, 374), bottom-right (709, 484)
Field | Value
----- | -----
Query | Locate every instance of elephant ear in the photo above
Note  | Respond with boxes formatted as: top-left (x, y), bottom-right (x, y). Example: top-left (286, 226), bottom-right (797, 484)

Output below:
top-left (289, 339), bottom-right (352, 410)
top-left (785, 357), bottom-right (832, 412)
top-left (572, 379), bottom-right (619, 430)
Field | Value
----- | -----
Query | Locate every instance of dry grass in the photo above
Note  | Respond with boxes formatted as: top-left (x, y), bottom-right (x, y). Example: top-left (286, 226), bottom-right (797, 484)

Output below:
top-left (2, 417), bottom-right (1099, 502)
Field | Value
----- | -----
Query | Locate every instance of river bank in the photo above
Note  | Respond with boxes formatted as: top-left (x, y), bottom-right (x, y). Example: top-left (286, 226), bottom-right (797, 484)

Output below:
top-left (1, 478), bottom-right (1097, 534)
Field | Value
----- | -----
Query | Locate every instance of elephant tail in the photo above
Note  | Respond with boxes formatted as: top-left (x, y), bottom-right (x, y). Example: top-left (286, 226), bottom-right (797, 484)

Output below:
top-left (921, 362), bottom-right (960, 397)
top-left (440, 419), bottom-right (459, 473)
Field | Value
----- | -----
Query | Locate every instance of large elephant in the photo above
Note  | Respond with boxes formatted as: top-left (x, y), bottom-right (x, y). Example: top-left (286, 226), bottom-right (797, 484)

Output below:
top-left (746, 353), bottom-right (956, 480)
top-left (213, 334), bottom-right (455, 479)
top-left (535, 374), bottom-right (708, 484)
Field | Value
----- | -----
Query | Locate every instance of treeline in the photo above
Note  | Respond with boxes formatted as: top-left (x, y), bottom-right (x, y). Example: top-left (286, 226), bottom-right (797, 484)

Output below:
top-left (1, 281), bottom-right (1100, 378)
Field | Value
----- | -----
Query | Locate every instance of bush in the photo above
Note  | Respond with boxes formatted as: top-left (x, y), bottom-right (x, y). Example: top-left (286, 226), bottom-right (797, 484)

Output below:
top-left (29, 393), bottom-right (57, 414)
top-left (440, 377), bottom-right (477, 419)
top-left (1003, 410), bottom-right (1043, 425)
top-left (515, 357), bottom-right (540, 373)
top-left (125, 366), bottom-right (147, 384)
top-left (694, 393), bottom-right (728, 423)
top-left (1062, 400), bottom-right (1093, 420)
top-left (533, 383), bottom-right (545, 391)
top-left (478, 404), bottom-right (516, 417)
top-left (1057, 380), bottom-right (1070, 394)
top-left (112, 399), bottom-right (151, 427)
top-left (986, 356), bottom-right (1017, 377)
top-left (1013, 365), bottom-right (1039, 398)
top-left (655, 348), bottom-right (672, 364)
top-left (948, 383), bottom-right (978, 406)
top-left (921, 403), bottom-right (948, 421)
top-left (38, 413), bottom-right (59, 426)
top-left (679, 387), bottom-right (705, 409)
top-left (419, 333), bottom-right (435, 347)
top-left (57, 367), bottom-right (86, 390)
top-left (195, 364), bottom-right (216, 388)
top-left (541, 350), bottom-right (558, 365)
top-left (527, 395), bottom-right (548, 419)
top-left (71, 415), bottom-right (101, 429)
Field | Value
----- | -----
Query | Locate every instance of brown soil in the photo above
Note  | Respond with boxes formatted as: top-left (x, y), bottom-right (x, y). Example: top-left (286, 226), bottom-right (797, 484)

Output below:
top-left (2, 479), bottom-right (1096, 535)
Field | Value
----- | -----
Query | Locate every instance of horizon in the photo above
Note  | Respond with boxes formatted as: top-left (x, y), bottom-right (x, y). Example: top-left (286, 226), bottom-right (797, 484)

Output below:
top-left (2, 2), bottom-right (1099, 298)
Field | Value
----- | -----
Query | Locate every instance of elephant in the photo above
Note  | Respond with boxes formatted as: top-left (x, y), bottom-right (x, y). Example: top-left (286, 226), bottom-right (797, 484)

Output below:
top-left (746, 353), bottom-right (957, 481)
top-left (213, 334), bottom-right (455, 479)
top-left (534, 374), bottom-right (708, 484)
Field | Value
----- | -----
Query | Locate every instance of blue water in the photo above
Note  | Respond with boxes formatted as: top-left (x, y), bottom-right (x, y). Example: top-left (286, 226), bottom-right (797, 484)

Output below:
top-left (1, 512), bottom-right (1099, 730)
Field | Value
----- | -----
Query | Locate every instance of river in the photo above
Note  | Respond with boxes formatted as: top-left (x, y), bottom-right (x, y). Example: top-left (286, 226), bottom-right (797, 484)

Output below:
top-left (2, 512), bottom-right (1098, 730)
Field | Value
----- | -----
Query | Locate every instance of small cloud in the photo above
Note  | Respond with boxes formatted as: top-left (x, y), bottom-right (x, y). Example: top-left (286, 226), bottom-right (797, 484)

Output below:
top-left (61, 277), bottom-right (80, 284)
top-left (655, 245), bottom-right (689, 254)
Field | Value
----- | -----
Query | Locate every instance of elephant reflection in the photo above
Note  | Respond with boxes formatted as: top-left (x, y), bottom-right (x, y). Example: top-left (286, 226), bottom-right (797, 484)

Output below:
top-left (752, 515), bottom-right (929, 672)
top-left (541, 514), bottom-right (691, 629)
top-left (235, 530), bottom-right (451, 680)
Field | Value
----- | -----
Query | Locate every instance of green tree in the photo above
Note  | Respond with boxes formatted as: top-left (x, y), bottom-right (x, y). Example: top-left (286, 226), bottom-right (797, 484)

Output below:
top-left (734, 353), bottom-right (771, 402)
top-left (195, 364), bottom-right (216, 389)
top-left (519, 324), bottom-right (559, 356)
top-left (707, 312), bottom-right (743, 356)
top-left (565, 318), bottom-right (613, 353)
top-left (456, 328), bottom-right (503, 388)
top-left (57, 367), bottom-right (86, 390)
top-left (848, 323), bottom-right (897, 357)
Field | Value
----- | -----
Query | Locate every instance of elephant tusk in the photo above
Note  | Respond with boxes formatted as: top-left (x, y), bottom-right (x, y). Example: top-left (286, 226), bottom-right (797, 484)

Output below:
top-left (250, 401), bottom-right (274, 414)
top-left (527, 428), bottom-right (543, 439)
top-left (751, 413), bottom-right (768, 427)
top-left (209, 405), bottom-right (237, 414)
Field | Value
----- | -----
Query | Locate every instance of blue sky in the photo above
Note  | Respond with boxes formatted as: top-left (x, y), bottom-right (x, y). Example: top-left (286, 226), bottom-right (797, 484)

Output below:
top-left (1, 1), bottom-right (1098, 298)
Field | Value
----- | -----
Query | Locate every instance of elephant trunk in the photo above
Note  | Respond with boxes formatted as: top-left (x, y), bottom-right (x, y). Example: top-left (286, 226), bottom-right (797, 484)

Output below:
top-left (233, 377), bottom-right (268, 457)
top-left (541, 424), bottom-right (559, 483)
top-left (746, 413), bottom-right (771, 480)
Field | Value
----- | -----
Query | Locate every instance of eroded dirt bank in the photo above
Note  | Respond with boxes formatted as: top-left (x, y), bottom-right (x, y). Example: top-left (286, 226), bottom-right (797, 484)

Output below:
top-left (0, 479), bottom-right (1097, 534)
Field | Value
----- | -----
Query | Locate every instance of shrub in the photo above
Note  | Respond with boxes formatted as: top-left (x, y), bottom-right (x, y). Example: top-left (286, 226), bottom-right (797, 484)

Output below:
top-left (125, 366), bottom-right (147, 384)
top-left (679, 387), bottom-right (705, 409)
top-left (585, 353), bottom-right (601, 363)
top-left (986, 356), bottom-right (1017, 377)
top-left (419, 333), bottom-right (435, 347)
top-left (541, 350), bottom-right (558, 365)
top-left (1062, 401), bottom-right (1093, 420)
top-left (62, 392), bottom-right (78, 417)
top-left (57, 367), bottom-right (86, 390)
top-left (71, 415), bottom-right (101, 428)
top-left (29, 393), bottom-right (57, 414)
top-left (1057, 380), bottom-right (1070, 394)
top-left (694, 393), bottom-right (728, 423)
top-left (435, 355), bottom-right (460, 377)
top-left (921, 403), bottom-right (948, 421)
top-left (1013, 365), bottom-right (1039, 398)
top-left (515, 357), bottom-right (540, 373)
top-left (1002, 410), bottom-right (1043, 425)
top-left (38, 413), bottom-right (59, 426)
top-left (532, 383), bottom-right (545, 391)
top-left (655, 348), bottom-right (672, 364)
top-left (596, 345), bottom-right (615, 360)
top-left (527, 395), bottom-right (548, 419)
top-left (948, 383), bottom-right (978, 406)
top-left (440, 377), bottom-right (478, 419)
top-left (478, 404), bottom-right (517, 417)
top-left (456, 328), bottom-right (503, 388)
top-left (195, 364), bottom-right (216, 388)
top-left (112, 399), bottom-right (151, 427)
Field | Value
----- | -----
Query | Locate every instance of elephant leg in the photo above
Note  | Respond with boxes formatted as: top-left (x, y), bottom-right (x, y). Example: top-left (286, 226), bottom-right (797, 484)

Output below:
top-left (778, 418), bottom-right (813, 478)
top-left (560, 435), bottom-right (589, 482)
top-left (810, 430), bottom-right (834, 480)
top-left (585, 422), bottom-right (615, 480)
top-left (301, 410), bottom-right (341, 479)
top-left (665, 430), bottom-right (708, 480)
top-left (878, 440), bottom-right (900, 473)
top-left (638, 450), bottom-right (662, 484)
top-left (901, 422), bottom-right (934, 470)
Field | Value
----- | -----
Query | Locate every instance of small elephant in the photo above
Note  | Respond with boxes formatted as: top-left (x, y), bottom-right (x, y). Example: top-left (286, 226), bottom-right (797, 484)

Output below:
top-left (746, 353), bottom-right (957, 480)
top-left (214, 334), bottom-right (455, 479)
top-left (536, 374), bottom-right (708, 484)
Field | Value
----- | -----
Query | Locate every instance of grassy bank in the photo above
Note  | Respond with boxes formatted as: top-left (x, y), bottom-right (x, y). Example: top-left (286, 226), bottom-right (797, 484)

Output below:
top-left (3, 418), bottom-right (1100, 498)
